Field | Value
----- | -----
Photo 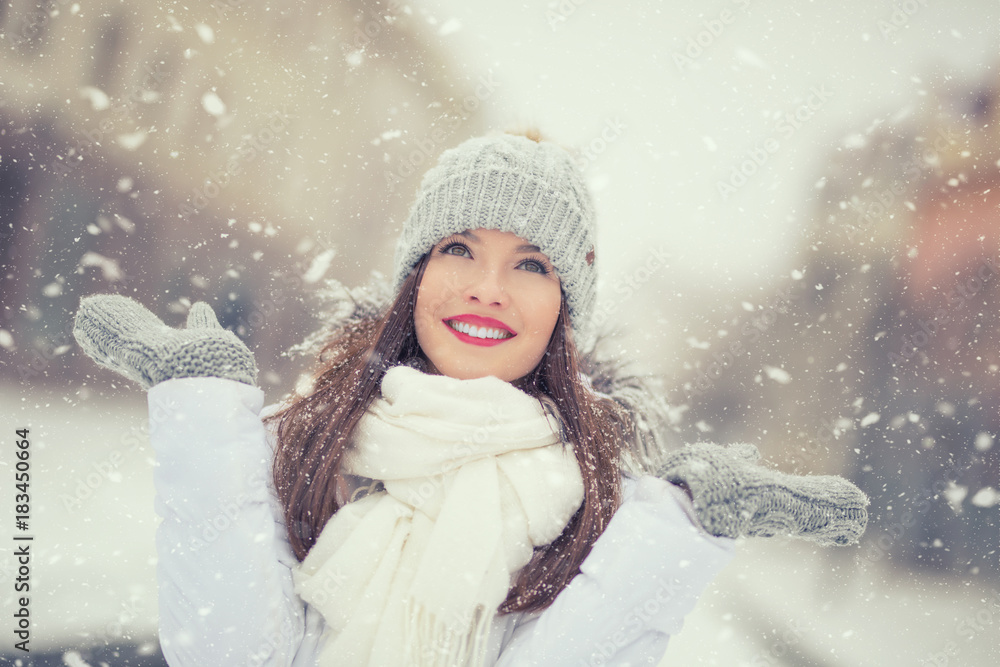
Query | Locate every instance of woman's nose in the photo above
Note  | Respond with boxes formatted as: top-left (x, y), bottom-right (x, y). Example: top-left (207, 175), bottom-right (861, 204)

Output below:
top-left (464, 268), bottom-right (507, 306)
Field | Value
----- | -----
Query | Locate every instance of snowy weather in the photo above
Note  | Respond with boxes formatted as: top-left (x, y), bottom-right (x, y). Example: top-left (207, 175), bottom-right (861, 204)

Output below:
top-left (2, 0), bottom-right (1000, 665)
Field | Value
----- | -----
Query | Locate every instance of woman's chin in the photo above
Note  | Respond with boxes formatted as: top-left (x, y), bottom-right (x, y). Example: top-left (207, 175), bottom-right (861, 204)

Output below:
top-left (445, 368), bottom-right (505, 382)
top-left (433, 361), bottom-right (515, 382)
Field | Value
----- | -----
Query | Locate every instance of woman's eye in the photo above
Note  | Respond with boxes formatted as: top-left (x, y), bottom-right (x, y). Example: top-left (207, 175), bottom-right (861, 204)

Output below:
top-left (440, 242), bottom-right (470, 257)
top-left (520, 259), bottom-right (549, 274)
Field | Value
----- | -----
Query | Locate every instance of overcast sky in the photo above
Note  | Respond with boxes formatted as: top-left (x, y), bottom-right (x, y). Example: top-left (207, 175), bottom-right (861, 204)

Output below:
top-left (417, 0), bottom-right (999, 347)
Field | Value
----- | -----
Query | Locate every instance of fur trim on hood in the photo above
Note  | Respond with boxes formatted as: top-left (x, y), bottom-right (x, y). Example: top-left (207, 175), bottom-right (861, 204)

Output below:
top-left (286, 273), bottom-right (682, 475)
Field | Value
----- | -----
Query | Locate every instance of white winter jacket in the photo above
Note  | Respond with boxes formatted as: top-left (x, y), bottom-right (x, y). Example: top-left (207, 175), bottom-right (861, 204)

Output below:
top-left (148, 376), bottom-right (735, 666)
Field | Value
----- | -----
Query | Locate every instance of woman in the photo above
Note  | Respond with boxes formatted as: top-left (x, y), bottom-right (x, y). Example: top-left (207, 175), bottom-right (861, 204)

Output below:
top-left (73, 132), bottom-right (867, 666)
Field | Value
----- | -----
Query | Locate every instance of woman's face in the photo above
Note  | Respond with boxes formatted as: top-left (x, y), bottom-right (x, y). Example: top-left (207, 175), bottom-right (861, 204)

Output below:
top-left (414, 227), bottom-right (563, 382)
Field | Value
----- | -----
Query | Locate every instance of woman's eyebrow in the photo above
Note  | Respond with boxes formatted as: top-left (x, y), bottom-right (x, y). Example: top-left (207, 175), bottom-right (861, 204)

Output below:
top-left (457, 230), bottom-right (541, 254)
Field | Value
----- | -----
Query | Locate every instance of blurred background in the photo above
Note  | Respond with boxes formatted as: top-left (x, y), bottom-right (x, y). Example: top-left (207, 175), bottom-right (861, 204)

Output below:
top-left (1, 0), bottom-right (999, 664)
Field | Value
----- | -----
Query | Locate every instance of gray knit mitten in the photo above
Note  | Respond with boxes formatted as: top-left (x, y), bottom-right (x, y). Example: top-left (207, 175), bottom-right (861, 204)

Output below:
top-left (73, 294), bottom-right (257, 390)
top-left (657, 442), bottom-right (868, 546)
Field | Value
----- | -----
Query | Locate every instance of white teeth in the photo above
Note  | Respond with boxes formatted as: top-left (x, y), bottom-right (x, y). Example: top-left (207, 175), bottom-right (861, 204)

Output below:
top-left (447, 320), bottom-right (512, 340)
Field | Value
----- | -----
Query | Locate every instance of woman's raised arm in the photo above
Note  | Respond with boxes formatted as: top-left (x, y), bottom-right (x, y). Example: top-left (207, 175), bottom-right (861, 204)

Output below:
top-left (496, 443), bottom-right (868, 665)
top-left (73, 295), bottom-right (309, 666)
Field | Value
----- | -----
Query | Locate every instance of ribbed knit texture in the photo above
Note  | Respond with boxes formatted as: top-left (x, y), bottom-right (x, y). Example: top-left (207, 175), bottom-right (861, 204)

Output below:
top-left (72, 295), bottom-right (258, 389)
top-left (657, 442), bottom-right (869, 546)
top-left (392, 133), bottom-right (598, 353)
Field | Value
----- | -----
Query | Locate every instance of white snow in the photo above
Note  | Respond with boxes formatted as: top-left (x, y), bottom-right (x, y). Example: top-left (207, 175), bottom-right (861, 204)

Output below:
top-left (201, 91), bottom-right (227, 117)
top-left (303, 249), bottom-right (336, 284)
top-left (62, 651), bottom-right (92, 667)
top-left (859, 412), bottom-right (880, 427)
top-left (685, 336), bottom-right (710, 350)
top-left (116, 131), bottom-right (148, 151)
top-left (970, 487), bottom-right (1000, 508)
top-left (79, 86), bottom-right (110, 111)
top-left (78, 251), bottom-right (125, 282)
top-left (438, 17), bottom-right (462, 36)
top-left (935, 401), bottom-right (956, 417)
top-left (114, 214), bottom-right (136, 234)
top-left (763, 365), bottom-right (791, 384)
top-left (942, 483), bottom-right (968, 513)
top-left (345, 50), bottom-right (364, 67)
top-left (195, 23), bottom-right (215, 45)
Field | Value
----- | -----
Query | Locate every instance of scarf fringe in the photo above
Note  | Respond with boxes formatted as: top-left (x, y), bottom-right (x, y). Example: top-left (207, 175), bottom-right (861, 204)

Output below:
top-left (404, 598), bottom-right (493, 667)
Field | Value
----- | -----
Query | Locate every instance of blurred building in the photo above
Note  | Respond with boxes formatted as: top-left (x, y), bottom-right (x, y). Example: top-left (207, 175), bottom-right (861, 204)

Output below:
top-left (673, 64), bottom-right (1000, 579)
top-left (0, 0), bottom-right (490, 393)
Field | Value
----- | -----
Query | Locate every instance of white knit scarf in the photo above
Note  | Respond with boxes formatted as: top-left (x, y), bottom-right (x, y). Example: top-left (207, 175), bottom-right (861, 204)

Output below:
top-left (291, 365), bottom-right (585, 667)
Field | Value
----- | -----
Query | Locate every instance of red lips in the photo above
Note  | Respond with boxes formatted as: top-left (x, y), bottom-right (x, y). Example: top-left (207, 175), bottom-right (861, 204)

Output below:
top-left (445, 313), bottom-right (516, 334)
top-left (442, 314), bottom-right (516, 347)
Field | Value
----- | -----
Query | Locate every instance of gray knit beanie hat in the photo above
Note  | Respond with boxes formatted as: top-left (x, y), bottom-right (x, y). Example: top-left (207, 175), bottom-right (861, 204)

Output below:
top-left (392, 133), bottom-right (598, 353)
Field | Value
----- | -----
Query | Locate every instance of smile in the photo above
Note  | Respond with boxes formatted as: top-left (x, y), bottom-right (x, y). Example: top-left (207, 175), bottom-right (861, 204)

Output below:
top-left (444, 319), bottom-right (515, 347)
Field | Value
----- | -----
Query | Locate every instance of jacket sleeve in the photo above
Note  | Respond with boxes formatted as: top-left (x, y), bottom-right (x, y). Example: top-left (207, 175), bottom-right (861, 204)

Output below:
top-left (148, 377), bottom-right (307, 666)
top-left (495, 474), bottom-right (735, 666)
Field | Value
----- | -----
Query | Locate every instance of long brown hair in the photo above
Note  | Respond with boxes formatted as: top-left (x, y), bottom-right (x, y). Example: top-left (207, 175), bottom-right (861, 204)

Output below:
top-left (265, 252), bottom-right (631, 613)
